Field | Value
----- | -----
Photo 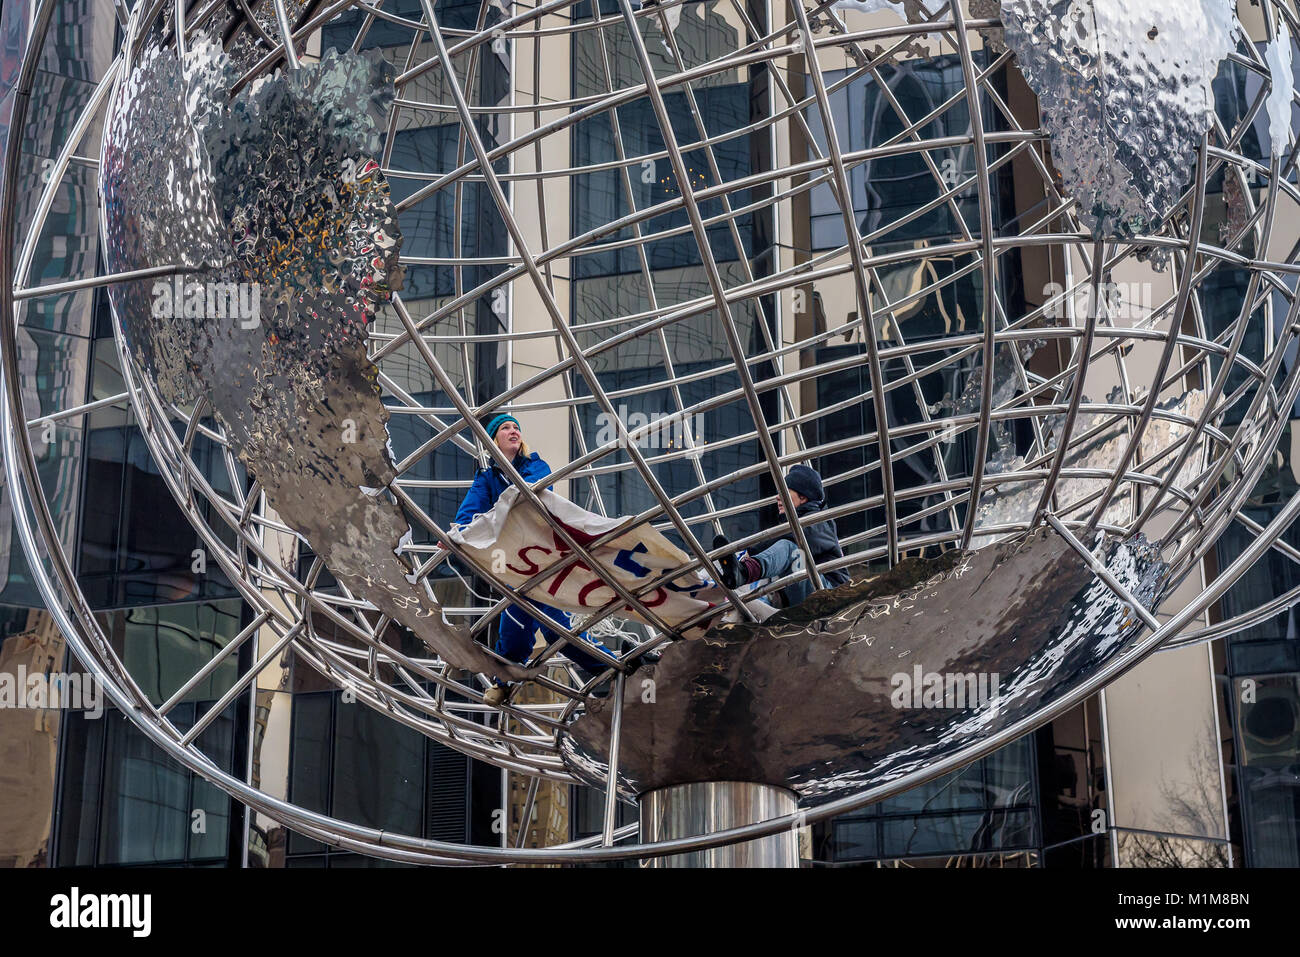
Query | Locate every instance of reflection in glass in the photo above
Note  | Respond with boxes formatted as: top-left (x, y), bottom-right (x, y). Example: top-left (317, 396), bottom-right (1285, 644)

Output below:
top-left (57, 699), bottom-right (240, 866)
top-left (815, 736), bottom-right (1038, 865)
top-left (1234, 674), bottom-right (1300, 867)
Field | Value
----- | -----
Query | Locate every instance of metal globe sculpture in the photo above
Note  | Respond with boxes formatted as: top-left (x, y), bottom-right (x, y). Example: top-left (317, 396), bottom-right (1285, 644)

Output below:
top-left (5, 0), bottom-right (1300, 864)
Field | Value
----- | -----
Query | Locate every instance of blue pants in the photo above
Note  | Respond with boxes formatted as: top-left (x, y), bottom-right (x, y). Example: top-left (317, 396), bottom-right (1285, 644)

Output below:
top-left (496, 601), bottom-right (610, 675)
top-left (751, 538), bottom-right (811, 607)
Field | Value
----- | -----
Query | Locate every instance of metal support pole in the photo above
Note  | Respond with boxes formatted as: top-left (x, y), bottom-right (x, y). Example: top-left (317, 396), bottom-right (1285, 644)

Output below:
top-left (601, 670), bottom-right (626, 847)
top-left (638, 782), bottom-right (800, 868)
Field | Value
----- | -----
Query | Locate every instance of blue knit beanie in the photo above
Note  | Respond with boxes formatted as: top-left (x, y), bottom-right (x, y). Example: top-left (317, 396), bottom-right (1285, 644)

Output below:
top-left (485, 413), bottom-right (520, 439)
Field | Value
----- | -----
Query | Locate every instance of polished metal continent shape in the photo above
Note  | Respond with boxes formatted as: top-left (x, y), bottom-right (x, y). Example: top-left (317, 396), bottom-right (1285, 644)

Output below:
top-left (3, 0), bottom-right (1299, 865)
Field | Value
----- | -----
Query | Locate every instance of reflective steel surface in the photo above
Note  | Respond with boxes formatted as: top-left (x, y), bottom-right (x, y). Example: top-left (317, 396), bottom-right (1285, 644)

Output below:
top-left (1001, 0), bottom-right (1240, 237)
top-left (563, 526), bottom-right (1168, 802)
top-left (975, 390), bottom-right (1207, 546)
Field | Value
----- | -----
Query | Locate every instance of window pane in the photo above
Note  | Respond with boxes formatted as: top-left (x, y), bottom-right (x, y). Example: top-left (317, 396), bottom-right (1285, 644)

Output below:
top-left (832, 820), bottom-right (878, 861)
top-left (332, 695), bottom-right (424, 836)
top-left (288, 693), bottom-right (331, 856)
top-left (97, 710), bottom-right (190, 864)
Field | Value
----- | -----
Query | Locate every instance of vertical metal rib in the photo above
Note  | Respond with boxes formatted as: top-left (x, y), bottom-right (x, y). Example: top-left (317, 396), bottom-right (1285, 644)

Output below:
top-left (1084, 137), bottom-right (1210, 538)
top-left (602, 670), bottom-right (626, 847)
top-left (415, 0), bottom-right (762, 622)
top-left (951, 0), bottom-right (1000, 550)
top-left (271, 0), bottom-right (301, 69)
top-left (1134, 153), bottom-right (1283, 533)
top-left (1031, 239), bottom-right (1105, 525)
top-left (605, 0), bottom-right (826, 591)
top-left (788, 0), bottom-right (897, 567)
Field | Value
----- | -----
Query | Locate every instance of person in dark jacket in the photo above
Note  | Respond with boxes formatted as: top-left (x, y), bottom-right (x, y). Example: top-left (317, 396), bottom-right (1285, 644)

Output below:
top-left (713, 464), bottom-right (850, 608)
top-left (455, 413), bottom-right (611, 706)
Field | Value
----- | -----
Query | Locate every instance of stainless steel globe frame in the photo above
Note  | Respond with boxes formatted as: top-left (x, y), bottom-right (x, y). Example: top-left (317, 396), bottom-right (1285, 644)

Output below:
top-left (5, 0), bottom-right (1300, 864)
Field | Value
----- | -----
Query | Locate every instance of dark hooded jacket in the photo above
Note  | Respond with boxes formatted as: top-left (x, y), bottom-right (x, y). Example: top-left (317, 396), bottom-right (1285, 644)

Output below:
top-left (785, 499), bottom-right (851, 588)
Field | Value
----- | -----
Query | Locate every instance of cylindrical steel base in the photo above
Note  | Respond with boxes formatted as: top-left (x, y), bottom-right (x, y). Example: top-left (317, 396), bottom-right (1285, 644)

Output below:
top-left (638, 781), bottom-right (800, 868)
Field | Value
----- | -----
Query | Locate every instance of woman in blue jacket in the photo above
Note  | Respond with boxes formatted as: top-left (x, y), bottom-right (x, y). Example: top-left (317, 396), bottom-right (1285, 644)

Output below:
top-left (456, 413), bottom-right (610, 706)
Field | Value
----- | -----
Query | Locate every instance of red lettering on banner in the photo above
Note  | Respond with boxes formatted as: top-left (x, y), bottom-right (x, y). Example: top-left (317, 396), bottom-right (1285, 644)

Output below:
top-left (546, 558), bottom-right (592, 597)
top-left (551, 516), bottom-right (602, 549)
top-left (506, 544), bottom-right (550, 577)
top-left (621, 589), bottom-right (666, 615)
top-left (578, 578), bottom-right (616, 607)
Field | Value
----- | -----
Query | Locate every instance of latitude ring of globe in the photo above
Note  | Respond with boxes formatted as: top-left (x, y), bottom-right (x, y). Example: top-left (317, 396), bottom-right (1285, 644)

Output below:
top-left (3, 0), bottom-right (1299, 865)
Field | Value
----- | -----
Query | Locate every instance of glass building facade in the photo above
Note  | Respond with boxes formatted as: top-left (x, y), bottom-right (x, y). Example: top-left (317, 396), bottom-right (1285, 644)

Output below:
top-left (0, 0), bottom-right (1297, 869)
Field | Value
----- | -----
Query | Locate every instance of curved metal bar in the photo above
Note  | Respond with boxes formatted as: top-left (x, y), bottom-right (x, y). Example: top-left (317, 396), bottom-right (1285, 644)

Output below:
top-left (1032, 239), bottom-right (1105, 524)
top-left (1134, 154), bottom-right (1284, 533)
top-left (788, 0), bottom-right (896, 566)
top-left (1083, 137), bottom-right (1211, 536)
top-left (950, 0), bottom-right (1000, 551)
top-left (413, 0), bottom-right (760, 621)
top-left (6, 0), bottom-right (1300, 867)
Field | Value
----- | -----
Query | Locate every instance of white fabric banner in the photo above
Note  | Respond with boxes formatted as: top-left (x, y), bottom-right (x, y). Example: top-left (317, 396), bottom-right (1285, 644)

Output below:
top-left (448, 487), bottom-right (773, 634)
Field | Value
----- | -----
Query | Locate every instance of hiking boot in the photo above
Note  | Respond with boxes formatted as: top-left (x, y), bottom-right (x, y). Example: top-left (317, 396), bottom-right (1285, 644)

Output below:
top-left (483, 684), bottom-right (510, 707)
top-left (713, 534), bottom-right (743, 589)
